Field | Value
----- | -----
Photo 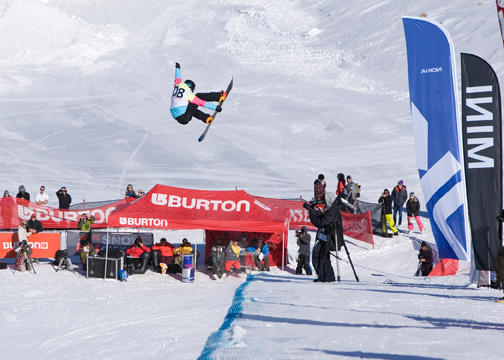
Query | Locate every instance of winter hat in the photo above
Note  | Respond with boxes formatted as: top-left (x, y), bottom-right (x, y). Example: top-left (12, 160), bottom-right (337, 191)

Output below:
top-left (398, 180), bottom-right (404, 185)
top-left (30, 213), bottom-right (36, 218)
top-left (410, 192), bottom-right (415, 196)
top-left (4, 190), bottom-right (8, 195)
top-left (19, 185), bottom-right (25, 191)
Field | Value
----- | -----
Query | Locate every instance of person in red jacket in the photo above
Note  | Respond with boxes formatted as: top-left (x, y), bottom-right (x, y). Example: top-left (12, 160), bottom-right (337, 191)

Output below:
top-left (152, 238), bottom-right (175, 264)
top-left (126, 237), bottom-right (151, 258)
top-left (336, 173), bottom-right (346, 195)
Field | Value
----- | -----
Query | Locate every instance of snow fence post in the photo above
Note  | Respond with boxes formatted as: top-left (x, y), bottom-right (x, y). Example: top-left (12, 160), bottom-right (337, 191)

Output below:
top-left (103, 226), bottom-right (110, 280)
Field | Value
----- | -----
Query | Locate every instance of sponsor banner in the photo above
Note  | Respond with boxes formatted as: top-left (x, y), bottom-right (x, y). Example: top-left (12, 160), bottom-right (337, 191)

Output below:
top-left (108, 185), bottom-right (288, 233)
top-left (253, 196), bottom-right (374, 246)
top-left (461, 53), bottom-right (502, 270)
top-left (0, 198), bottom-right (130, 230)
top-left (497, 0), bottom-right (504, 47)
top-left (0, 232), bottom-right (60, 258)
top-left (403, 17), bottom-right (471, 260)
top-left (65, 231), bottom-right (154, 256)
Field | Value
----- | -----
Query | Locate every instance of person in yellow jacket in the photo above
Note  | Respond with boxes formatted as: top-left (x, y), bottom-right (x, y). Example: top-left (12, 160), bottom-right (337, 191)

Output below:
top-left (173, 238), bottom-right (193, 267)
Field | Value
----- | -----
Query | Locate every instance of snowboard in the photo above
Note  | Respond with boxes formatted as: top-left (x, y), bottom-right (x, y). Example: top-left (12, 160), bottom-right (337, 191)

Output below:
top-left (198, 78), bottom-right (233, 142)
top-left (498, 298), bottom-right (504, 303)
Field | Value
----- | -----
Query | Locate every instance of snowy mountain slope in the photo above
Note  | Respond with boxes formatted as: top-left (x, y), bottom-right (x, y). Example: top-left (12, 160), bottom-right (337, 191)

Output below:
top-left (1, 0), bottom-right (502, 205)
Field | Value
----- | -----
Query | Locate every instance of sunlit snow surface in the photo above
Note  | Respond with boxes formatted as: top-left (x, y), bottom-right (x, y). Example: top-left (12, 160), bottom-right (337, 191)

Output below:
top-left (1, 0), bottom-right (503, 359)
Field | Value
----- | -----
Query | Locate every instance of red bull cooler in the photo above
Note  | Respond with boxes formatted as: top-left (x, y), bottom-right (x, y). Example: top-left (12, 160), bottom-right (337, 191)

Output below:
top-left (182, 254), bottom-right (194, 282)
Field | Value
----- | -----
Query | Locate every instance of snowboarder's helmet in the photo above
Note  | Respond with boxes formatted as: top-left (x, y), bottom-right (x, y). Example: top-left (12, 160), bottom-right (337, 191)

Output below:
top-left (184, 80), bottom-right (195, 92)
top-left (118, 269), bottom-right (128, 282)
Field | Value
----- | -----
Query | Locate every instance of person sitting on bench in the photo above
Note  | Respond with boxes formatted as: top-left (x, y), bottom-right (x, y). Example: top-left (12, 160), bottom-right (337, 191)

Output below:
top-left (152, 238), bottom-right (175, 273)
top-left (126, 237), bottom-right (151, 274)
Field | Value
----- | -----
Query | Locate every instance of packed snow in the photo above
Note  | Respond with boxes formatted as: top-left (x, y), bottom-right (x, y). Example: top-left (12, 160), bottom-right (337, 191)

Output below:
top-left (1, 0), bottom-right (503, 359)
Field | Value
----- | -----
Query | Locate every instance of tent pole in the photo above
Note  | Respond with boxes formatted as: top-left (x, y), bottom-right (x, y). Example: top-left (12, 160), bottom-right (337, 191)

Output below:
top-left (282, 228), bottom-right (285, 271)
top-left (103, 226), bottom-right (110, 280)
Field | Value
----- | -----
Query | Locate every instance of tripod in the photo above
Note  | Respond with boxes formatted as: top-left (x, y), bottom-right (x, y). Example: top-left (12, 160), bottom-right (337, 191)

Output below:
top-left (22, 249), bottom-right (36, 274)
top-left (55, 250), bottom-right (76, 272)
top-left (330, 235), bottom-right (359, 282)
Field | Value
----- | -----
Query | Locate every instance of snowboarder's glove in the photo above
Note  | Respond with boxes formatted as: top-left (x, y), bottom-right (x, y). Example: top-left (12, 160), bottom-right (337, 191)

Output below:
top-left (216, 105), bottom-right (222, 112)
top-left (175, 62), bottom-right (180, 69)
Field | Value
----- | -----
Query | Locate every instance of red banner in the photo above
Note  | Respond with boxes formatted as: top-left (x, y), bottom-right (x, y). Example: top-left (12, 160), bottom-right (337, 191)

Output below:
top-left (0, 198), bottom-right (131, 230)
top-left (0, 232), bottom-right (60, 258)
top-left (253, 196), bottom-right (374, 247)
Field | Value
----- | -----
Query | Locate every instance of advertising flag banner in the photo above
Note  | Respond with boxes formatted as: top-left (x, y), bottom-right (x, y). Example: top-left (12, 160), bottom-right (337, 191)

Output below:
top-left (461, 53), bottom-right (502, 270)
top-left (403, 17), bottom-right (471, 260)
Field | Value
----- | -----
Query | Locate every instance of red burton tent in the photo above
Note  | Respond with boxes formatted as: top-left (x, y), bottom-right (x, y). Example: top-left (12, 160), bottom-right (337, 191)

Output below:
top-left (108, 184), bottom-right (290, 267)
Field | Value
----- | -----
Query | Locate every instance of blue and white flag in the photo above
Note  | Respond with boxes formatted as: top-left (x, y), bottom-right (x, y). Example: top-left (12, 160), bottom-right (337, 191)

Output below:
top-left (402, 17), bottom-right (471, 260)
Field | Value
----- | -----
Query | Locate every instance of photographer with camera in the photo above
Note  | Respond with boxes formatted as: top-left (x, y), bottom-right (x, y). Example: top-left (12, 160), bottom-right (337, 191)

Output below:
top-left (416, 241), bottom-right (433, 276)
top-left (295, 226), bottom-right (312, 275)
top-left (494, 210), bottom-right (504, 302)
top-left (14, 222), bottom-right (33, 272)
top-left (303, 192), bottom-right (344, 282)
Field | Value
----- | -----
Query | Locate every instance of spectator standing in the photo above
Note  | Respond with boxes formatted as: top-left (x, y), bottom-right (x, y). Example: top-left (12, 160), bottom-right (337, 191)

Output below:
top-left (391, 180), bottom-right (408, 227)
top-left (303, 192), bottom-right (339, 283)
top-left (494, 245), bottom-right (504, 302)
top-left (313, 174), bottom-right (326, 204)
top-left (26, 213), bottom-right (43, 234)
top-left (344, 175), bottom-right (359, 205)
top-left (125, 184), bottom-right (138, 199)
top-left (56, 187), bottom-right (72, 209)
top-left (211, 241), bottom-right (225, 279)
top-left (336, 173), bottom-right (346, 195)
top-left (225, 239), bottom-right (241, 277)
top-left (417, 241), bottom-right (433, 276)
top-left (378, 189), bottom-right (398, 236)
top-left (296, 226), bottom-right (312, 275)
top-left (17, 220), bottom-right (29, 243)
top-left (3, 190), bottom-right (10, 198)
top-left (16, 185), bottom-right (30, 201)
top-left (36, 186), bottom-right (49, 205)
top-left (80, 241), bottom-right (96, 271)
top-left (406, 192), bottom-right (424, 234)
top-left (78, 213), bottom-right (95, 244)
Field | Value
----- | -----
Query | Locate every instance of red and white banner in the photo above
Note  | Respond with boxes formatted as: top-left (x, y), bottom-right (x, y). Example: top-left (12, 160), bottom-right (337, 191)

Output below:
top-left (0, 232), bottom-right (60, 258)
top-left (0, 198), bottom-right (131, 230)
top-left (108, 185), bottom-right (289, 232)
top-left (253, 196), bottom-right (374, 247)
top-left (497, 1), bottom-right (504, 47)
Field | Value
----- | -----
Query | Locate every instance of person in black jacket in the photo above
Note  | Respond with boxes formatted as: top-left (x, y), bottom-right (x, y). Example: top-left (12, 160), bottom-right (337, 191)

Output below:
top-left (304, 192), bottom-right (344, 282)
top-left (26, 213), bottom-right (43, 234)
top-left (295, 226), bottom-right (312, 275)
top-left (16, 185), bottom-right (30, 201)
top-left (378, 189), bottom-right (398, 236)
top-left (391, 180), bottom-right (408, 226)
top-left (406, 192), bottom-right (424, 234)
top-left (56, 187), bottom-right (72, 209)
top-left (417, 241), bottom-right (433, 276)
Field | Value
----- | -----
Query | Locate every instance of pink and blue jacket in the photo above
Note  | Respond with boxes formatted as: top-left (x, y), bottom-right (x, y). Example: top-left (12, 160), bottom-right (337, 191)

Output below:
top-left (170, 68), bottom-right (217, 118)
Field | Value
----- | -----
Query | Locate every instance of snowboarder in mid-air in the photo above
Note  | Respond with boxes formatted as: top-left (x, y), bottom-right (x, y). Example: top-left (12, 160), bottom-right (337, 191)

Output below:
top-left (170, 62), bottom-right (227, 126)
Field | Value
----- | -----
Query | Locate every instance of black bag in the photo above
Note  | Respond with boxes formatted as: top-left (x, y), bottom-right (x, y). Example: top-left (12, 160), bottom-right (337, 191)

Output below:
top-left (0, 262), bottom-right (7, 270)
